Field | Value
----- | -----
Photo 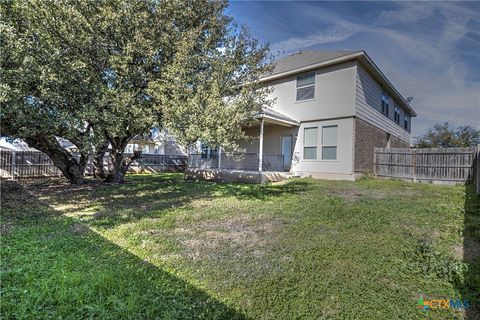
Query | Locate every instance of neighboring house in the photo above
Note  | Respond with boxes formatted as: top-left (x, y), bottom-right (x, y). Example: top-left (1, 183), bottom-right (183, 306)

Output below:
top-left (1, 130), bottom-right (186, 157)
top-left (57, 137), bottom-right (79, 153)
top-left (0, 137), bottom-right (36, 151)
top-left (189, 50), bottom-right (416, 181)
top-left (125, 129), bottom-right (186, 156)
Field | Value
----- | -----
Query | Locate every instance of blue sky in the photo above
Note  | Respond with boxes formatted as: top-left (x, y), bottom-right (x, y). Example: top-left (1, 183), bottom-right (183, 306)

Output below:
top-left (228, 1), bottom-right (480, 138)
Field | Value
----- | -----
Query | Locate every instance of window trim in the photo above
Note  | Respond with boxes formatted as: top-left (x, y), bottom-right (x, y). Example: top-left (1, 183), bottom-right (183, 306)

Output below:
top-left (394, 106), bottom-right (401, 124)
top-left (321, 125), bottom-right (338, 161)
top-left (404, 115), bottom-right (409, 130)
top-left (303, 126), bottom-right (318, 160)
top-left (296, 72), bottom-right (316, 102)
top-left (381, 91), bottom-right (389, 116)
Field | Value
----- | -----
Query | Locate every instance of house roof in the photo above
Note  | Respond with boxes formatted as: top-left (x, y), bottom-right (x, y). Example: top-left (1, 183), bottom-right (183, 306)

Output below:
top-left (56, 137), bottom-right (77, 150)
top-left (260, 50), bottom-right (417, 117)
top-left (130, 134), bottom-right (156, 143)
top-left (0, 138), bottom-right (36, 151)
top-left (254, 107), bottom-right (300, 127)
top-left (269, 51), bottom-right (357, 76)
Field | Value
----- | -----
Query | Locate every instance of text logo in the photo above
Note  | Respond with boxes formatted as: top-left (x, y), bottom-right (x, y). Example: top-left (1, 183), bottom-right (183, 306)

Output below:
top-left (418, 298), bottom-right (470, 310)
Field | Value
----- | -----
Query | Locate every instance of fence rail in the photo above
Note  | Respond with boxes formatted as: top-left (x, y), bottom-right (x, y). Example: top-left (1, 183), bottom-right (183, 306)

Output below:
top-left (374, 147), bottom-right (476, 184)
top-left (127, 154), bottom-right (187, 173)
top-left (0, 150), bottom-right (62, 179)
top-left (188, 153), bottom-right (285, 172)
top-left (0, 150), bottom-right (187, 180)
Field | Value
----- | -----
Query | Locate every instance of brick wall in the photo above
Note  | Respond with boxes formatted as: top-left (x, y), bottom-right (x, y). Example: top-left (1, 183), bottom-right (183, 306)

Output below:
top-left (354, 118), bottom-right (408, 172)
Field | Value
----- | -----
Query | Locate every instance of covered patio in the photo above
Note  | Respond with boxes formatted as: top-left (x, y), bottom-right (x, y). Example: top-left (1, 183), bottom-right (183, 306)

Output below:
top-left (186, 107), bottom-right (300, 182)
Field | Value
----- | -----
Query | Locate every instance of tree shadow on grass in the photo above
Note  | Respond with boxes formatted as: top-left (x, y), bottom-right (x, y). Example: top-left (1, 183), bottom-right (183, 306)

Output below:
top-left (461, 184), bottom-right (480, 319)
top-left (1, 181), bottom-right (247, 319)
top-left (25, 173), bottom-right (310, 229)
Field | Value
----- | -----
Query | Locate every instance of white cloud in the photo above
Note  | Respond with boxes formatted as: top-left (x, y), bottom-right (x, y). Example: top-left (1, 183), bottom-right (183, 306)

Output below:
top-left (375, 4), bottom-right (434, 26)
top-left (438, 3), bottom-right (478, 45)
top-left (266, 2), bottom-right (479, 135)
top-left (363, 27), bottom-right (479, 136)
top-left (271, 23), bottom-right (362, 53)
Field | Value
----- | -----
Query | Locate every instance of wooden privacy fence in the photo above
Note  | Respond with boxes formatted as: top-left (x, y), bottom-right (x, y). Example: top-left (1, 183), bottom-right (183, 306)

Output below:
top-left (0, 150), bottom-right (188, 180)
top-left (0, 150), bottom-right (62, 179)
top-left (374, 147), bottom-right (476, 184)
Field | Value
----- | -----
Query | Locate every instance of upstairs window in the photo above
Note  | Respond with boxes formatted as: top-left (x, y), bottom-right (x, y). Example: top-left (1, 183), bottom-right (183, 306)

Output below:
top-left (404, 115), bottom-right (409, 130)
top-left (394, 106), bottom-right (401, 124)
top-left (303, 127), bottom-right (318, 160)
top-left (296, 72), bottom-right (315, 101)
top-left (322, 125), bottom-right (337, 160)
top-left (381, 91), bottom-right (389, 116)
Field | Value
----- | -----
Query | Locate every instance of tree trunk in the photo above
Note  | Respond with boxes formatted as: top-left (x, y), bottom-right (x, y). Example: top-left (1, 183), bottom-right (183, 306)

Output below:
top-left (93, 142), bottom-right (109, 179)
top-left (105, 151), bottom-right (141, 183)
top-left (105, 150), bottom-right (126, 183)
top-left (104, 137), bottom-right (140, 183)
top-left (25, 135), bottom-right (86, 184)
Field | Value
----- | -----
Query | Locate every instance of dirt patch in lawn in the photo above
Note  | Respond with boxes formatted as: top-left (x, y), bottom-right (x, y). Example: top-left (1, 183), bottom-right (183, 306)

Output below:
top-left (327, 187), bottom-right (389, 202)
top-left (327, 186), bottom-right (418, 202)
top-left (171, 215), bottom-right (291, 261)
top-left (69, 222), bottom-right (90, 236)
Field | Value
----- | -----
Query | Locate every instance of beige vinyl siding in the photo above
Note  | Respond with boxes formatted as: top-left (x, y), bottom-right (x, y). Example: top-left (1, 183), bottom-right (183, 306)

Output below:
top-left (265, 61), bottom-right (357, 122)
top-left (292, 117), bottom-right (354, 175)
top-left (355, 64), bottom-right (411, 144)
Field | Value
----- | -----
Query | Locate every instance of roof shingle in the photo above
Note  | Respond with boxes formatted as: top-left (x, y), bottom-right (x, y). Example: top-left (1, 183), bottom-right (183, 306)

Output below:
top-left (269, 51), bottom-right (358, 76)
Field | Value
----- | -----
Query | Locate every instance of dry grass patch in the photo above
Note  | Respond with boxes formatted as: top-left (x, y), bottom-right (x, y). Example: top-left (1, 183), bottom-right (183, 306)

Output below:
top-left (169, 215), bottom-right (291, 262)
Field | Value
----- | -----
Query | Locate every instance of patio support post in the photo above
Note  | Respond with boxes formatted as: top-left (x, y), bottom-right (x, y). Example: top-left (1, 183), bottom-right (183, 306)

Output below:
top-left (258, 119), bottom-right (264, 172)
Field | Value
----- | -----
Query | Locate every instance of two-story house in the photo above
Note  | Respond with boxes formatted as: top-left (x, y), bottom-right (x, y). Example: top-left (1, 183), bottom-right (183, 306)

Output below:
top-left (187, 50), bottom-right (416, 182)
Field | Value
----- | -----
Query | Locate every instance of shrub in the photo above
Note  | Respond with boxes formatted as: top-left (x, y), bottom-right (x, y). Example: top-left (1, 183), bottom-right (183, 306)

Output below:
top-left (412, 238), bottom-right (466, 283)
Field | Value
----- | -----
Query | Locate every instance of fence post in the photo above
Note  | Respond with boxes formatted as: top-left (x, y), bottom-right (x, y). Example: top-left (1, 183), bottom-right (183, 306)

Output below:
top-left (11, 151), bottom-right (16, 180)
top-left (218, 146), bottom-right (222, 170)
top-left (412, 148), bottom-right (417, 183)
top-left (475, 144), bottom-right (480, 194)
top-left (373, 148), bottom-right (377, 177)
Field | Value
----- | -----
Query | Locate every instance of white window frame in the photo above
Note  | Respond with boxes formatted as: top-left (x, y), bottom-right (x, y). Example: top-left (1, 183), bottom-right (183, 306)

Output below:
top-left (394, 106), bottom-right (401, 124)
top-left (296, 72), bottom-right (315, 102)
top-left (321, 125), bottom-right (338, 161)
top-left (303, 127), bottom-right (318, 160)
top-left (381, 91), bottom-right (389, 116)
top-left (404, 115), bottom-right (409, 130)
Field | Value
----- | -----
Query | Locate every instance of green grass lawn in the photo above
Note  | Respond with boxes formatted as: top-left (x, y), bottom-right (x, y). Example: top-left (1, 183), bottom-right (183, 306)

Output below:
top-left (1, 174), bottom-right (479, 319)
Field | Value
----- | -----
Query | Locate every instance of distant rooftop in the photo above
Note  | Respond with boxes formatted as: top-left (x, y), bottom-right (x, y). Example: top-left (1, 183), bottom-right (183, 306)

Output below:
top-left (270, 51), bottom-right (358, 76)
